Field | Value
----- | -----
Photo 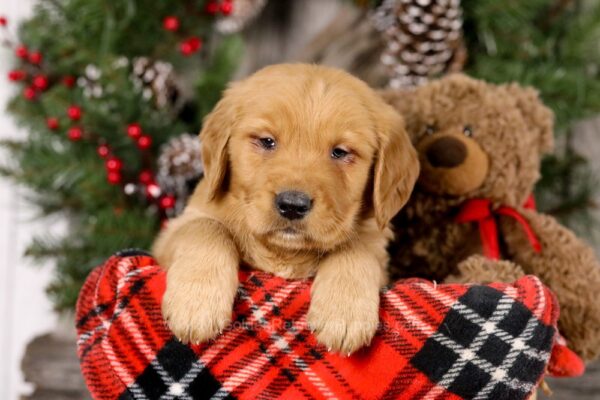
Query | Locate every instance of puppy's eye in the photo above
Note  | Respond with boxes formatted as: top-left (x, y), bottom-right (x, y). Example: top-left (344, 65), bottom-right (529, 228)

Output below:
top-left (331, 147), bottom-right (349, 160)
top-left (425, 125), bottom-right (435, 135)
top-left (463, 125), bottom-right (474, 137)
top-left (258, 137), bottom-right (276, 150)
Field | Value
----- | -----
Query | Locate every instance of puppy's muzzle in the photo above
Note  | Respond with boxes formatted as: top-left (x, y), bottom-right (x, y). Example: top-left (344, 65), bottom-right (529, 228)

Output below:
top-left (275, 191), bottom-right (313, 220)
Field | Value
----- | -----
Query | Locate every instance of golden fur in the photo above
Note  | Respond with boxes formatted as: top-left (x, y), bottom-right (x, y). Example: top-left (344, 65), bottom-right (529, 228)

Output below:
top-left (152, 64), bottom-right (419, 354)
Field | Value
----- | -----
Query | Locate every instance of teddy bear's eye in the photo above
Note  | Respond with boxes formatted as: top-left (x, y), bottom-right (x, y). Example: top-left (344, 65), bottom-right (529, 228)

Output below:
top-left (463, 125), bottom-right (474, 137)
top-left (425, 125), bottom-right (435, 136)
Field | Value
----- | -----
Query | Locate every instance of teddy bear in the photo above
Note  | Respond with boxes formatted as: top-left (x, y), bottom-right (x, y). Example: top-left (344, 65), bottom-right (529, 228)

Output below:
top-left (380, 74), bottom-right (600, 361)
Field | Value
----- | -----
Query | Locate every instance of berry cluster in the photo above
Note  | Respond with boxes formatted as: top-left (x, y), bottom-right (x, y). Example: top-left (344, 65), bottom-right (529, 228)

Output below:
top-left (204, 0), bottom-right (234, 16)
top-left (126, 123), bottom-right (153, 150)
top-left (0, 13), bottom-right (207, 215)
top-left (8, 44), bottom-right (48, 101)
top-left (2, 16), bottom-right (175, 212)
top-left (161, 0), bottom-right (233, 56)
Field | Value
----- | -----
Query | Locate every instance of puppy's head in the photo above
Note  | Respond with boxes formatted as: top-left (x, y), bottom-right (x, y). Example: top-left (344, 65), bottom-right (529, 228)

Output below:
top-left (201, 64), bottom-right (418, 252)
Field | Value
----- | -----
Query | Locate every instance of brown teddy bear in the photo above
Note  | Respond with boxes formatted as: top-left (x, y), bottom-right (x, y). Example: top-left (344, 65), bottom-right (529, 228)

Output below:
top-left (381, 74), bottom-right (600, 361)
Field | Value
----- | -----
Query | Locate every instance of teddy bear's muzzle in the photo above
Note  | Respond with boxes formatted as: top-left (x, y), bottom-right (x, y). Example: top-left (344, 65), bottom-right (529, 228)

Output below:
top-left (426, 136), bottom-right (467, 168)
top-left (416, 132), bottom-right (489, 196)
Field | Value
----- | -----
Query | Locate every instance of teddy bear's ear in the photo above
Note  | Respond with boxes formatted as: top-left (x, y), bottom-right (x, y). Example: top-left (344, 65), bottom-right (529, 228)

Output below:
top-left (378, 88), bottom-right (415, 114)
top-left (377, 86), bottom-right (427, 144)
top-left (502, 83), bottom-right (555, 154)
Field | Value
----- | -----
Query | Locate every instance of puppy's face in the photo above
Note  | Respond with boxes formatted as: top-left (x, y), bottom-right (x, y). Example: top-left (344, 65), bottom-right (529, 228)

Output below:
top-left (201, 64), bottom-right (418, 252)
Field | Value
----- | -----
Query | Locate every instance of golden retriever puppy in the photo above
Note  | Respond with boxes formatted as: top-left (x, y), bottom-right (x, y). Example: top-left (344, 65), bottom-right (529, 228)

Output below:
top-left (152, 63), bottom-right (419, 354)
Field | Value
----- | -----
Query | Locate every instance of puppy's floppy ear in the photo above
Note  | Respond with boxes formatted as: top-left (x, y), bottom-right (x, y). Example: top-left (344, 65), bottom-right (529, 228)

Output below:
top-left (200, 92), bottom-right (235, 200)
top-left (372, 106), bottom-right (420, 229)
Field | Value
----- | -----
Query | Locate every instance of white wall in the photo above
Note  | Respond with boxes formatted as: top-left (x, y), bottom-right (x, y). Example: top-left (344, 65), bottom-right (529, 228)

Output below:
top-left (0, 1), bottom-right (58, 398)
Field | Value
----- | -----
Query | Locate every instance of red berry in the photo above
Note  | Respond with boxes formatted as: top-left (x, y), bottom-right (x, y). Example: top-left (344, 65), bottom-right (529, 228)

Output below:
top-left (67, 126), bottom-right (83, 141)
top-left (205, 1), bottom-right (219, 14)
top-left (28, 51), bottom-right (42, 64)
top-left (105, 156), bottom-right (123, 171)
top-left (162, 16), bottom-right (180, 31)
top-left (180, 41), bottom-right (194, 56)
top-left (137, 135), bottom-right (152, 150)
top-left (97, 144), bottom-right (110, 158)
top-left (15, 45), bottom-right (28, 59)
top-left (126, 123), bottom-right (142, 139)
top-left (8, 70), bottom-right (26, 81)
top-left (220, 1), bottom-right (233, 15)
top-left (67, 105), bottom-right (82, 121)
top-left (32, 75), bottom-right (49, 90)
top-left (188, 37), bottom-right (202, 51)
top-left (146, 182), bottom-right (162, 198)
top-left (159, 195), bottom-right (176, 209)
top-left (180, 37), bottom-right (202, 56)
top-left (107, 171), bottom-right (122, 185)
top-left (138, 170), bottom-right (154, 184)
top-left (23, 86), bottom-right (36, 100)
top-left (63, 75), bottom-right (76, 88)
top-left (0, 16), bottom-right (7, 26)
top-left (46, 117), bottom-right (59, 130)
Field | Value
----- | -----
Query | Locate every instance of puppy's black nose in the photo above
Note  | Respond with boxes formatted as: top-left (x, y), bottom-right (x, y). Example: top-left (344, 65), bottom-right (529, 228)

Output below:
top-left (275, 191), bottom-right (313, 220)
top-left (426, 136), bottom-right (467, 168)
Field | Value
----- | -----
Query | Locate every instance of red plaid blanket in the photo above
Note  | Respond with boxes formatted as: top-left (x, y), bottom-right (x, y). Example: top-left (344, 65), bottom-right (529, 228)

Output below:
top-left (77, 250), bottom-right (561, 400)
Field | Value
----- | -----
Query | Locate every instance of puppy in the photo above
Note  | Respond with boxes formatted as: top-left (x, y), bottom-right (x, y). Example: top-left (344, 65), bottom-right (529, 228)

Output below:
top-left (152, 64), bottom-right (419, 354)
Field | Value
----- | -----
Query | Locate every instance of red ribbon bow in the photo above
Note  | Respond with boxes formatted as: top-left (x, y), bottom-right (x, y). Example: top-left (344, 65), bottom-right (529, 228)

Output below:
top-left (455, 196), bottom-right (542, 260)
top-left (455, 196), bottom-right (586, 377)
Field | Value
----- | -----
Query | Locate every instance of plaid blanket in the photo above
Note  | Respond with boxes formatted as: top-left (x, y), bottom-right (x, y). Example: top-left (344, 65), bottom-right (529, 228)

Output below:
top-left (76, 250), bottom-right (561, 400)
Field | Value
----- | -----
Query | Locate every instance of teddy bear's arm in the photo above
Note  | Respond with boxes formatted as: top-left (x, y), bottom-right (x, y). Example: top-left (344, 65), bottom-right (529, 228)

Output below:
top-left (446, 254), bottom-right (526, 284)
top-left (500, 208), bottom-right (600, 361)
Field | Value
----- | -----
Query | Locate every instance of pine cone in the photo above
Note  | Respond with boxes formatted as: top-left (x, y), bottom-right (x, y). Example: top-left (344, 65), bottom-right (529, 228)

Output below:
top-left (372, 0), bottom-right (466, 89)
top-left (131, 57), bottom-right (179, 108)
top-left (78, 64), bottom-right (104, 98)
top-left (156, 133), bottom-right (204, 215)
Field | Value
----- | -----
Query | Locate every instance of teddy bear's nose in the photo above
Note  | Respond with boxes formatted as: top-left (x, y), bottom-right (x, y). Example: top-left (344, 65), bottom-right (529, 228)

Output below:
top-left (426, 136), bottom-right (467, 168)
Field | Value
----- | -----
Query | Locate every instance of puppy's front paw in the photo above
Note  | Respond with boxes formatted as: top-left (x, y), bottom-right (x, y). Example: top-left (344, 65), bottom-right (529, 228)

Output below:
top-left (307, 289), bottom-right (379, 355)
top-left (162, 272), bottom-right (236, 344)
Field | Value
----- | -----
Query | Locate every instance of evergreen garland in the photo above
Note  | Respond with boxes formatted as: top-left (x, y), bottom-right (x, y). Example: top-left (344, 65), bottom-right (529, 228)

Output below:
top-left (1, 0), bottom-right (241, 310)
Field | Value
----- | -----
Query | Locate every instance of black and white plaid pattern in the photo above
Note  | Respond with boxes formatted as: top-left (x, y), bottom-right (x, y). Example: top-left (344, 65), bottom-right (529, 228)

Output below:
top-left (118, 273), bottom-right (552, 400)
top-left (118, 274), bottom-right (335, 400)
top-left (78, 253), bottom-right (562, 400)
top-left (412, 285), bottom-right (553, 400)
top-left (119, 340), bottom-right (233, 400)
top-left (118, 277), bottom-right (308, 400)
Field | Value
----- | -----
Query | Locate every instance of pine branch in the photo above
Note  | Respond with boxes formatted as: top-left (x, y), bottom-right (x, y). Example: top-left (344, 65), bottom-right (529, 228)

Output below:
top-left (2, 0), bottom-right (240, 310)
